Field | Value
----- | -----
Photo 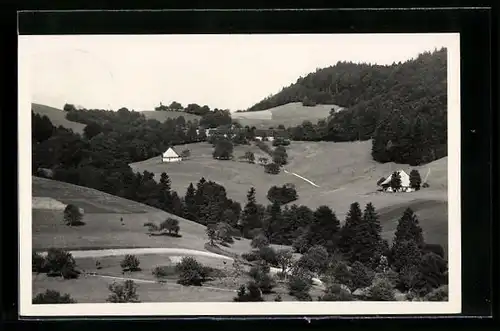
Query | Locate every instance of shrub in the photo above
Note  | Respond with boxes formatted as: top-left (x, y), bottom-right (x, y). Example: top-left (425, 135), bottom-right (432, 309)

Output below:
top-left (45, 248), bottom-right (77, 277)
top-left (319, 283), bottom-right (353, 301)
top-left (106, 280), bottom-right (140, 303)
top-left (298, 245), bottom-right (329, 274)
top-left (120, 254), bottom-right (141, 272)
top-left (351, 261), bottom-right (375, 290)
top-left (422, 182), bottom-right (430, 188)
top-left (251, 234), bottom-right (269, 249)
top-left (330, 261), bottom-right (353, 289)
top-left (176, 257), bottom-right (208, 286)
top-left (267, 184), bottom-right (298, 205)
top-left (423, 243), bottom-right (445, 259)
top-left (233, 282), bottom-right (264, 302)
top-left (272, 138), bottom-right (290, 147)
top-left (160, 218), bottom-right (180, 236)
top-left (423, 285), bottom-right (448, 301)
top-left (63, 204), bottom-right (84, 226)
top-left (412, 252), bottom-right (448, 296)
top-left (249, 264), bottom-right (276, 294)
top-left (259, 246), bottom-right (279, 266)
top-left (274, 294), bottom-right (283, 302)
top-left (241, 252), bottom-right (259, 262)
top-left (288, 268), bottom-right (313, 300)
top-left (264, 163), bottom-right (281, 175)
top-left (32, 252), bottom-right (48, 273)
top-left (33, 290), bottom-right (76, 304)
top-left (367, 276), bottom-right (395, 301)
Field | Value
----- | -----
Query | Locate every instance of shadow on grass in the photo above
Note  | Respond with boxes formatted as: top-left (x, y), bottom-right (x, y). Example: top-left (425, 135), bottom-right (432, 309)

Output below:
top-left (148, 232), bottom-right (183, 238)
top-left (66, 221), bottom-right (86, 227)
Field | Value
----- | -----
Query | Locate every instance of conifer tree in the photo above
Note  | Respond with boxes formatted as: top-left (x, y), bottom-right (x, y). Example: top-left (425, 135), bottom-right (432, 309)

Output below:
top-left (338, 202), bottom-right (363, 255)
top-left (262, 200), bottom-right (283, 242)
top-left (241, 187), bottom-right (262, 238)
top-left (183, 183), bottom-right (197, 221)
top-left (412, 252), bottom-right (448, 295)
top-left (393, 208), bottom-right (425, 247)
top-left (307, 205), bottom-right (340, 253)
top-left (391, 239), bottom-right (422, 272)
top-left (409, 169), bottom-right (422, 190)
top-left (390, 171), bottom-right (402, 192)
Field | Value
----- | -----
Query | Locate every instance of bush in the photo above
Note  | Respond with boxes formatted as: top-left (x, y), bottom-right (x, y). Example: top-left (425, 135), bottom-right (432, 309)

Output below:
top-left (330, 261), bottom-right (353, 289)
top-left (272, 138), bottom-right (290, 147)
top-left (320, 283), bottom-right (354, 301)
top-left (351, 261), bottom-right (375, 290)
top-left (143, 221), bottom-right (156, 228)
top-left (422, 182), bottom-right (430, 188)
top-left (264, 163), bottom-right (281, 175)
top-left (259, 246), bottom-right (279, 266)
top-left (423, 285), bottom-right (448, 301)
top-left (175, 257), bottom-right (208, 286)
top-left (267, 184), bottom-right (298, 205)
top-left (152, 265), bottom-right (177, 278)
top-left (45, 248), bottom-right (77, 277)
top-left (33, 290), bottom-right (76, 304)
top-left (106, 280), bottom-right (140, 303)
top-left (120, 254), bottom-right (141, 272)
top-left (367, 276), bottom-right (395, 301)
top-left (63, 204), bottom-right (84, 226)
top-left (251, 234), bottom-right (269, 249)
top-left (233, 282), bottom-right (264, 302)
top-left (241, 252), bottom-right (259, 262)
top-left (274, 294), bottom-right (283, 301)
top-left (32, 252), bottom-right (48, 273)
top-left (288, 268), bottom-right (313, 300)
top-left (160, 218), bottom-right (180, 236)
top-left (249, 264), bottom-right (276, 294)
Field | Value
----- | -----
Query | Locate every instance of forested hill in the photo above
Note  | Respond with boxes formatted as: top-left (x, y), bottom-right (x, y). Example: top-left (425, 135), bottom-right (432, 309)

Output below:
top-left (246, 48), bottom-right (447, 166)
top-left (247, 48), bottom-right (447, 113)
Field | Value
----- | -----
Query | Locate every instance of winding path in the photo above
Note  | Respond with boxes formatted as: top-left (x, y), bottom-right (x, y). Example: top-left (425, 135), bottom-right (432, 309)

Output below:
top-left (283, 169), bottom-right (320, 188)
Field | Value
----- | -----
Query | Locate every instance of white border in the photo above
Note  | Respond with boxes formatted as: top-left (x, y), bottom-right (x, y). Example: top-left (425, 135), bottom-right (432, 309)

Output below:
top-left (18, 33), bottom-right (461, 317)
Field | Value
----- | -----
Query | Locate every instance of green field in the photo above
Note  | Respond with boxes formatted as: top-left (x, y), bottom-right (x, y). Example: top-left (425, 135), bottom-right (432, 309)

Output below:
top-left (31, 103), bottom-right (87, 134)
top-left (232, 102), bottom-right (342, 128)
top-left (130, 140), bottom-right (448, 251)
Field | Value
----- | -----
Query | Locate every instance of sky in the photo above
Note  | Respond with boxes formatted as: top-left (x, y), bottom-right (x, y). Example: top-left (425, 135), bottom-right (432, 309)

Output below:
top-left (21, 34), bottom-right (454, 112)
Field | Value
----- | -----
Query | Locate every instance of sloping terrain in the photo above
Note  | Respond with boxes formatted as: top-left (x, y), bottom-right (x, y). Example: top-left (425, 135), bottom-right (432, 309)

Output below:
top-left (232, 102), bottom-right (342, 128)
top-left (32, 176), bottom-right (253, 254)
top-left (31, 103), bottom-right (86, 134)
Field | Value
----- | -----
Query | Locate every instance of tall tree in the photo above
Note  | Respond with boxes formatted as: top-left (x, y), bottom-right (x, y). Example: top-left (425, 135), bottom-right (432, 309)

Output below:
top-left (338, 202), bottom-right (363, 255)
top-left (183, 183), bottom-right (197, 221)
top-left (159, 172), bottom-right (172, 211)
top-left (409, 169), bottom-right (422, 190)
top-left (390, 171), bottom-right (402, 191)
top-left (262, 200), bottom-right (283, 242)
top-left (307, 205), bottom-right (340, 253)
top-left (240, 187), bottom-right (262, 237)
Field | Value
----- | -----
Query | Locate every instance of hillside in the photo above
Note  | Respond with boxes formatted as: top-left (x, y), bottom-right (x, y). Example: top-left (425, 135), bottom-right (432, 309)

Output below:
top-left (232, 102), bottom-right (343, 129)
top-left (32, 176), bottom-right (253, 254)
top-left (31, 103), bottom-right (86, 134)
top-left (130, 140), bottom-right (448, 252)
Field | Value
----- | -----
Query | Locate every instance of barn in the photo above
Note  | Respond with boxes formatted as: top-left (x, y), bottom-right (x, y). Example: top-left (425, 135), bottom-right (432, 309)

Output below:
top-left (162, 147), bottom-right (182, 163)
top-left (379, 169), bottom-right (414, 192)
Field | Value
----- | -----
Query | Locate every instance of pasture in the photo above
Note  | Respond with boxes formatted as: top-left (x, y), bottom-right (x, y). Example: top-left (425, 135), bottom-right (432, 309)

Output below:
top-left (31, 103), bottom-right (86, 135)
top-left (130, 140), bottom-right (448, 250)
top-left (232, 102), bottom-right (343, 128)
top-left (32, 176), bottom-right (254, 255)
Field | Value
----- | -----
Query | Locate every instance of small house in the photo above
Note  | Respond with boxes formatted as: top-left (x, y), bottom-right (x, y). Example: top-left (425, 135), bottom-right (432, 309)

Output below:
top-left (162, 147), bottom-right (182, 163)
top-left (379, 169), bottom-right (414, 192)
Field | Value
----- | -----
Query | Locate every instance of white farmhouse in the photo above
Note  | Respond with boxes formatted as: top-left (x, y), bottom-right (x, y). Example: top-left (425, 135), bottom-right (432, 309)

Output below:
top-left (162, 147), bottom-right (182, 163)
top-left (379, 169), bottom-right (414, 192)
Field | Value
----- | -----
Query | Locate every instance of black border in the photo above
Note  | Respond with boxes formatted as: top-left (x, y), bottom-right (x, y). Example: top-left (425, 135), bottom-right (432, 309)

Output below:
top-left (2, 5), bottom-right (497, 329)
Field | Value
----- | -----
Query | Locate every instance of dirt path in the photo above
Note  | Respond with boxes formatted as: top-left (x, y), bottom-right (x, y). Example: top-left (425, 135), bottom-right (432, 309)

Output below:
top-left (283, 169), bottom-right (320, 187)
top-left (88, 273), bottom-right (237, 292)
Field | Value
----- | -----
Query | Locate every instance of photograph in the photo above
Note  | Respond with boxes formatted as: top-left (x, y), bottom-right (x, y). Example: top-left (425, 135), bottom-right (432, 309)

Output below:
top-left (19, 33), bottom-right (461, 316)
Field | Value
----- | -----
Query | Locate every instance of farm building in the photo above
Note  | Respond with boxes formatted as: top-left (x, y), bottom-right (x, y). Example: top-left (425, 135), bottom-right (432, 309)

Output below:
top-left (162, 147), bottom-right (182, 163)
top-left (379, 169), bottom-right (414, 192)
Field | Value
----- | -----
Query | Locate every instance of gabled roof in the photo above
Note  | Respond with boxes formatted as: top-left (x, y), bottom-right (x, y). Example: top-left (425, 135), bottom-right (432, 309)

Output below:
top-left (162, 147), bottom-right (180, 158)
top-left (380, 169), bottom-right (410, 186)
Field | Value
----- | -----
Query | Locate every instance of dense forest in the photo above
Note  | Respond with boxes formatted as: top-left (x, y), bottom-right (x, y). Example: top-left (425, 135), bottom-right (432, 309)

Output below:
top-left (249, 48), bottom-right (447, 165)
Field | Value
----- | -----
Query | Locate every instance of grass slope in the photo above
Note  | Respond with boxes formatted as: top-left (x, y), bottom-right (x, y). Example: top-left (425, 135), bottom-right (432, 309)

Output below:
top-left (32, 176), bottom-right (253, 255)
top-left (31, 103), bottom-right (86, 135)
top-left (232, 102), bottom-right (343, 128)
top-left (131, 140), bottom-right (448, 251)
top-left (140, 111), bottom-right (201, 123)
